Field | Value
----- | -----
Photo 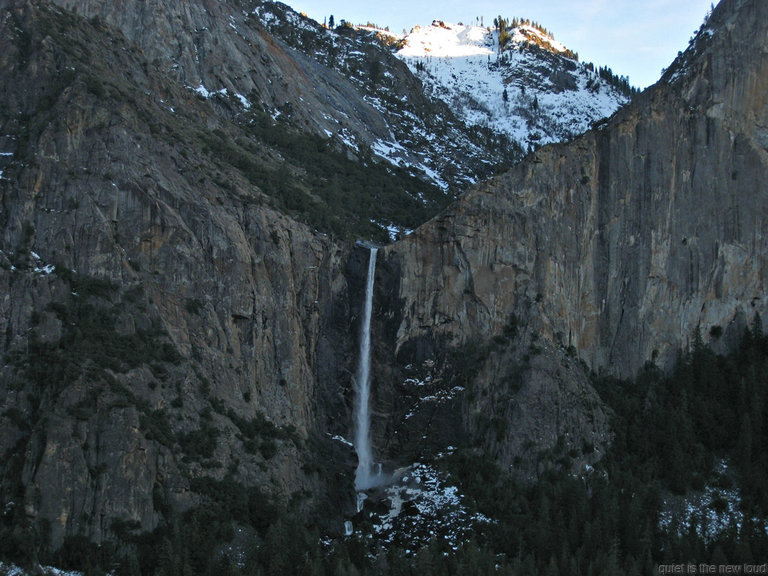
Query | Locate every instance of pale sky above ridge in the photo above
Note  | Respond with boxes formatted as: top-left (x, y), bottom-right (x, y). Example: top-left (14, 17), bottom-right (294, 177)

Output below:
top-left (289, 0), bottom-right (717, 89)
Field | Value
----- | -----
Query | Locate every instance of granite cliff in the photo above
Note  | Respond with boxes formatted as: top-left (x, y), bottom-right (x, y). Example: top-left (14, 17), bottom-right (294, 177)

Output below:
top-left (373, 0), bottom-right (768, 473)
top-left (46, 0), bottom-right (524, 206)
top-left (0, 1), bottom-right (363, 552)
top-left (0, 0), bottom-right (765, 565)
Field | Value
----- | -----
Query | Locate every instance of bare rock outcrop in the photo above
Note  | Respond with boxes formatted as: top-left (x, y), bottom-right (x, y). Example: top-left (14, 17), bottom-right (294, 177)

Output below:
top-left (51, 0), bottom-right (392, 144)
top-left (385, 0), bottom-right (768, 377)
top-left (372, 0), bottom-right (768, 475)
top-left (0, 2), bottom-right (357, 549)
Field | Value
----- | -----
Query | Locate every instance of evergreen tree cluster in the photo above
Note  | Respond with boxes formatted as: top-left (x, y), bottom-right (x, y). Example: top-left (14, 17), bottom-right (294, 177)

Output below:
top-left (2, 323), bottom-right (765, 575)
top-left (597, 319), bottom-right (768, 513)
top-left (492, 16), bottom-right (578, 61)
top-left (493, 16), bottom-right (552, 39)
top-left (493, 16), bottom-right (512, 51)
top-left (583, 62), bottom-right (639, 98)
top-left (199, 108), bottom-right (450, 243)
top-left (436, 321), bottom-right (768, 574)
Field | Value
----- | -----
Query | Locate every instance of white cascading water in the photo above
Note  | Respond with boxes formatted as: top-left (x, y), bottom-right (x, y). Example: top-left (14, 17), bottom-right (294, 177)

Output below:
top-left (354, 247), bottom-right (378, 490)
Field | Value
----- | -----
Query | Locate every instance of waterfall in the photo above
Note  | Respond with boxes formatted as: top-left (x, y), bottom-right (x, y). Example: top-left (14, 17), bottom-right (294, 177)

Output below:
top-left (354, 247), bottom-right (378, 491)
top-left (356, 492), bottom-right (367, 513)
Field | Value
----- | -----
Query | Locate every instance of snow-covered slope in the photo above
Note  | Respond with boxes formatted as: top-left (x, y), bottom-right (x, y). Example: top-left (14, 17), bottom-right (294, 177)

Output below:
top-left (397, 21), bottom-right (631, 150)
top-left (251, 4), bottom-right (632, 198)
top-left (249, 3), bottom-right (518, 198)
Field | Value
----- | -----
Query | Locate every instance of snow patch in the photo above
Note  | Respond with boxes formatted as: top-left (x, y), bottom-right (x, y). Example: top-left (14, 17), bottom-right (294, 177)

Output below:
top-left (191, 84), bottom-right (228, 100)
top-left (363, 462), bottom-right (491, 549)
top-left (234, 92), bottom-right (251, 109)
top-left (0, 561), bottom-right (84, 576)
top-left (329, 434), bottom-right (354, 448)
top-left (396, 22), bottom-right (628, 150)
top-left (194, 83), bottom-right (211, 98)
top-left (0, 149), bottom-right (11, 180)
top-left (35, 264), bottom-right (56, 275)
top-left (337, 129), bottom-right (358, 151)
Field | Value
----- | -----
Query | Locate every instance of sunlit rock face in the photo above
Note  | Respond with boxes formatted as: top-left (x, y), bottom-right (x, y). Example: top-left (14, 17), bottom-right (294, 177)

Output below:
top-left (385, 0), bottom-right (768, 378)
top-left (373, 0), bottom-right (768, 476)
top-left (0, 1), bottom-right (360, 548)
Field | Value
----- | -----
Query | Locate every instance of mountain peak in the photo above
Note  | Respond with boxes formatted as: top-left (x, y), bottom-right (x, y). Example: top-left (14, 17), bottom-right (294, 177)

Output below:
top-left (661, 0), bottom-right (768, 81)
top-left (398, 22), bottom-right (493, 59)
top-left (395, 19), bottom-right (630, 151)
top-left (397, 20), bottom-right (570, 60)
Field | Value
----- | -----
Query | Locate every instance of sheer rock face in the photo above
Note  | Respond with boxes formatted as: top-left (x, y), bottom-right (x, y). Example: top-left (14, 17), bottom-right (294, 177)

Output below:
top-left (0, 2), bottom-right (357, 548)
top-left (45, 0), bottom-right (517, 192)
top-left (384, 0), bottom-right (768, 378)
top-left (371, 0), bottom-right (768, 473)
top-left (50, 0), bottom-right (393, 144)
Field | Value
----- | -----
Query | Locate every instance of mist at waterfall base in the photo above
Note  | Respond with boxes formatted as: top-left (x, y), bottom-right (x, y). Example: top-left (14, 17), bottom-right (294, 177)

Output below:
top-left (353, 247), bottom-right (388, 491)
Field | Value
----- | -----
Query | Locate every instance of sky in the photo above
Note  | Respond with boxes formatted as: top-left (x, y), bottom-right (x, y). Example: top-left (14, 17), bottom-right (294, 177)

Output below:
top-left (287, 0), bottom-right (718, 89)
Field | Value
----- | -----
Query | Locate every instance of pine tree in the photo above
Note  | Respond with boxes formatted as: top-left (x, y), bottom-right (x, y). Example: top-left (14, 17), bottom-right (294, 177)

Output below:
top-left (124, 549), bottom-right (141, 576)
top-left (544, 555), bottom-right (560, 576)
top-left (497, 15), bottom-right (510, 50)
top-left (740, 413), bottom-right (753, 475)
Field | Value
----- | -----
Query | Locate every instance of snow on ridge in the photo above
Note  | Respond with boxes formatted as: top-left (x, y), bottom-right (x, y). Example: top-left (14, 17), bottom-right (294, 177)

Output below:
top-left (254, 3), bottom-right (327, 36)
top-left (512, 24), bottom-right (568, 54)
top-left (395, 21), bottom-right (629, 151)
top-left (398, 21), bottom-right (568, 60)
top-left (249, 4), bottom-right (626, 192)
top-left (398, 23), bottom-right (493, 59)
top-left (356, 25), bottom-right (401, 40)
